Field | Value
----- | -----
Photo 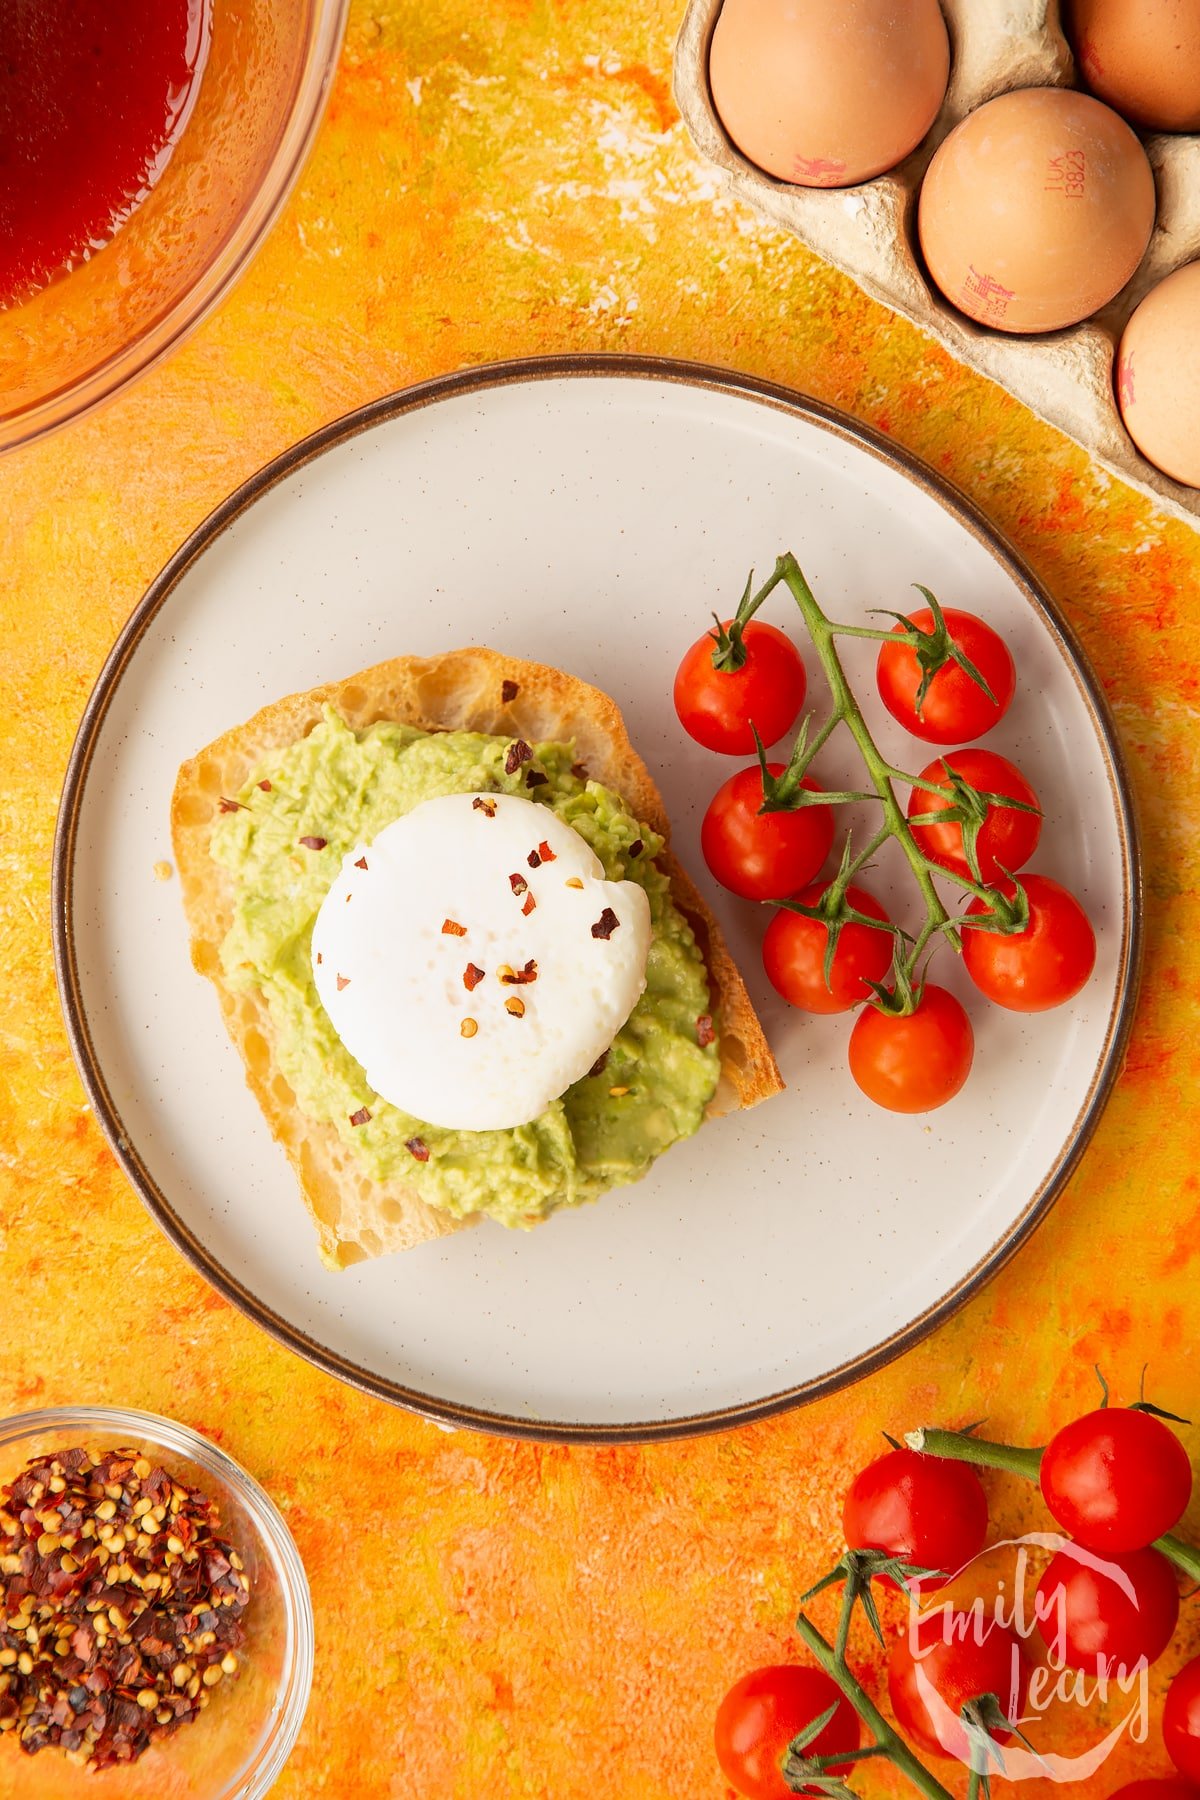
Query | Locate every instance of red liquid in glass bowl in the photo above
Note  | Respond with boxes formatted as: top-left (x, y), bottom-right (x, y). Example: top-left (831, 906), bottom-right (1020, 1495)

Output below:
top-left (0, 0), bottom-right (211, 304)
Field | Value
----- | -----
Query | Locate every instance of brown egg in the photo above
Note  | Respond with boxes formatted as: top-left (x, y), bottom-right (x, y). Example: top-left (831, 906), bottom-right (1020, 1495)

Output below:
top-left (708, 0), bottom-right (949, 188)
top-left (1116, 261), bottom-right (1200, 486)
top-left (918, 88), bottom-right (1156, 334)
top-left (1067, 0), bottom-right (1200, 134)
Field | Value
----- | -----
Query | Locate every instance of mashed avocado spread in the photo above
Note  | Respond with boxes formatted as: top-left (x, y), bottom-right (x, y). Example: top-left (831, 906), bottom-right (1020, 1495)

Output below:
top-left (212, 709), bottom-right (720, 1227)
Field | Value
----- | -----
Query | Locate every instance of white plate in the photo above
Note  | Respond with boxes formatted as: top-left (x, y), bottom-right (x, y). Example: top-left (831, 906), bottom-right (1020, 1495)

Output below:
top-left (54, 358), bottom-right (1139, 1441)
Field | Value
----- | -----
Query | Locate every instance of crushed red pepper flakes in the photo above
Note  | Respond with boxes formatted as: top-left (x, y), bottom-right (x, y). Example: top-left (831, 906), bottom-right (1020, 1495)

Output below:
top-left (508, 873), bottom-right (528, 897)
top-left (0, 1446), bottom-right (250, 1772)
top-left (501, 679), bottom-right (520, 703)
top-left (315, 952), bottom-right (323, 965)
top-left (609, 1085), bottom-right (631, 1098)
top-left (217, 797), bottom-right (244, 814)
top-left (629, 838), bottom-right (644, 859)
top-left (336, 975), bottom-right (351, 992)
top-left (527, 849), bottom-right (541, 869)
top-left (537, 840), bottom-right (556, 863)
top-left (504, 996), bottom-right (526, 1018)
top-left (571, 762), bottom-right (589, 780)
top-left (591, 907), bottom-right (620, 940)
top-left (504, 739), bottom-right (533, 775)
top-left (298, 835), bottom-right (328, 851)
top-left (463, 963), bottom-right (485, 992)
top-left (696, 1014), bottom-right (715, 1048)
top-left (442, 919), bottom-right (467, 936)
top-left (525, 770), bottom-right (548, 789)
top-left (354, 856), bottom-right (368, 871)
top-left (257, 779), bottom-right (272, 792)
top-left (350, 1106), bottom-right (371, 1127)
top-left (588, 1050), bottom-right (609, 1078)
top-left (405, 1137), bottom-right (430, 1162)
top-left (565, 877), bottom-right (584, 890)
top-left (472, 797), bottom-right (496, 818)
top-left (498, 960), bottom-right (538, 986)
top-left (521, 893), bottom-right (536, 916)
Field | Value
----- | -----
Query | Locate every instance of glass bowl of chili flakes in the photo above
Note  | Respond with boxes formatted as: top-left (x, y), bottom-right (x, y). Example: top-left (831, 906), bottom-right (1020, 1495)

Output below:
top-left (0, 1406), bottom-right (313, 1797)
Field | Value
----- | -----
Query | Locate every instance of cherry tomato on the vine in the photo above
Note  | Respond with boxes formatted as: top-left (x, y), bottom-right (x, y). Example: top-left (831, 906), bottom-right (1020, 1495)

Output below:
top-left (763, 882), bottom-right (894, 1014)
top-left (713, 1664), bottom-right (861, 1800)
top-left (1040, 1406), bottom-right (1193, 1553)
top-left (675, 620), bottom-right (807, 756)
top-left (963, 874), bottom-right (1096, 1012)
top-left (907, 748), bottom-right (1041, 884)
top-left (876, 607), bottom-right (1015, 745)
top-left (887, 1610), bottom-right (1029, 1763)
top-left (842, 1447), bottom-right (989, 1589)
top-left (701, 765), bottom-right (834, 903)
top-left (1035, 1544), bottom-right (1179, 1675)
top-left (1165, 1656), bottom-right (1200, 1782)
top-left (1108, 1784), bottom-right (1200, 1798)
top-left (847, 984), bottom-right (974, 1114)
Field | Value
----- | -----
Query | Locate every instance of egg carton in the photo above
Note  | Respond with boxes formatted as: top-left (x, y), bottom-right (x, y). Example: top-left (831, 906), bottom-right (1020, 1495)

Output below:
top-left (673, 0), bottom-right (1200, 531)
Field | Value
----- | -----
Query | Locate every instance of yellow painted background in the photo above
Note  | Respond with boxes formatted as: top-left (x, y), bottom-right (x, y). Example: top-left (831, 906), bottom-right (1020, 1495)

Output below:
top-left (2, 0), bottom-right (1199, 1793)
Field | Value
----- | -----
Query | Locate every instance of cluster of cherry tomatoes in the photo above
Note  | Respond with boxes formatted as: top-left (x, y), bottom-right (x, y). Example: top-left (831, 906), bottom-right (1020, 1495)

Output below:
top-left (675, 594), bottom-right (1097, 1112)
top-left (714, 1399), bottom-right (1200, 1796)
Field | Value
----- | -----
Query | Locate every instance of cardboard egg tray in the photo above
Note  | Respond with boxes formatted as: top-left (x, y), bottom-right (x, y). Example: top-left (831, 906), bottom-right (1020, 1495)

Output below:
top-left (672, 0), bottom-right (1200, 531)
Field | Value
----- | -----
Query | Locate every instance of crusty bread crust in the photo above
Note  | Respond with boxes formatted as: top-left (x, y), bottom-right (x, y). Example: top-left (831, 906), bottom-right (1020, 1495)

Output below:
top-left (171, 649), bottom-right (783, 1268)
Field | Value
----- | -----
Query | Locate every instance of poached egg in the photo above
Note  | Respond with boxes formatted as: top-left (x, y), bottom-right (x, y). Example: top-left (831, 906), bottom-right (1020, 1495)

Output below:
top-left (311, 792), bottom-right (652, 1131)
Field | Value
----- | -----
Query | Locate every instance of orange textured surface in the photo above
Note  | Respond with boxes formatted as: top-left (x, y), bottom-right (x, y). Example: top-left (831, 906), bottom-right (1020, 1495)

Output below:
top-left (3, 1), bottom-right (1200, 1794)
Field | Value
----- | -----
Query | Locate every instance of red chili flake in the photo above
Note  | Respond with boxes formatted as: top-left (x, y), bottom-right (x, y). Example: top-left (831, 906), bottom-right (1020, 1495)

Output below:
top-left (527, 849), bottom-right (541, 869)
top-left (472, 797), bottom-right (496, 818)
top-left (354, 856), bottom-right (368, 871)
top-left (405, 1137), bottom-right (430, 1162)
top-left (591, 907), bottom-right (620, 940)
top-left (509, 872), bottom-right (528, 896)
top-left (696, 1013), bottom-right (715, 1048)
top-left (350, 1106), bottom-right (371, 1126)
top-left (257, 779), bottom-right (272, 792)
top-left (442, 918), bottom-right (467, 936)
top-left (501, 679), bottom-right (520, 703)
top-left (336, 974), bottom-right (351, 991)
top-left (521, 892), bottom-right (536, 916)
top-left (505, 739), bottom-right (533, 775)
top-left (499, 959), bottom-right (538, 985)
top-left (0, 1447), bottom-right (251, 1772)
top-left (629, 838), bottom-right (644, 859)
top-left (525, 769), bottom-right (548, 788)
top-left (571, 762), bottom-right (589, 780)
top-left (218, 797), bottom-right (245, 813)
top-left (537, 839), bottom-right (556, 863)
top-left (464, 963), bottom-right (485, 991)
top-left (315, 952), bottom-right (323, 965)
top-left (299, 835), bottom-right (328, 851)
top-left (588, 1049), bottom-right (609, 1078)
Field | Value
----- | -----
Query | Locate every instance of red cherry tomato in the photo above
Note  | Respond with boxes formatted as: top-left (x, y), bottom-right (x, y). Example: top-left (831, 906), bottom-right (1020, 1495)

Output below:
top-left (963, 874), bottom-right (1096, 1012)
top-left (1035, 1544), bottom-right (1179, 1675)
top-left (701, 765), bottom-right (834, 902)
top-left (876, 607), bottom-right (1015, 745)
top-left (842, 1448), bottom-right (989, 1589)
top-left (675, 620), bottom-right (807, 755)
top-left (907, 749), bottom-right (1041, 884)
top-left (714, 1664), bottom-right (861, 1799)
top-left (1109, 1784), bottom-right (1200, 1798)
top-left (763, 882), bottom-right (894, 1014)
top-left (1040, 1407), bottom-right (1193, 1553)
top-left (848, 984), bottom-right (974, 1114)
top-left (1165, 1657), bottom-right (1200, 1782)
top-left (888, 1610), bottom-right (1029, 1762)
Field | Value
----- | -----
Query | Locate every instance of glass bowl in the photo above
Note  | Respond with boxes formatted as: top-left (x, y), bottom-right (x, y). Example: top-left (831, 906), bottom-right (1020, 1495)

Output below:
top-left (0, 0), bottom-right (349, 454)
top-left (0, 1406), bottom-right (313, 1797)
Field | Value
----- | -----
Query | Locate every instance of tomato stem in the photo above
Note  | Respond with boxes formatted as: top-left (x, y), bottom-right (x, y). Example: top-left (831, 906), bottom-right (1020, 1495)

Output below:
top-left (905, 1426), bottom-right (1200, 1583)
top-left (792, 1613), bottom-right (959, 1799)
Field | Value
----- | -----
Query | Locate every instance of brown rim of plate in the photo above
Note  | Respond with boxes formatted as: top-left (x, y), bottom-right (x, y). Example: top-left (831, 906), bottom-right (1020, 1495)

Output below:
top-left (51, 353), bottom-right (1143, 1445)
